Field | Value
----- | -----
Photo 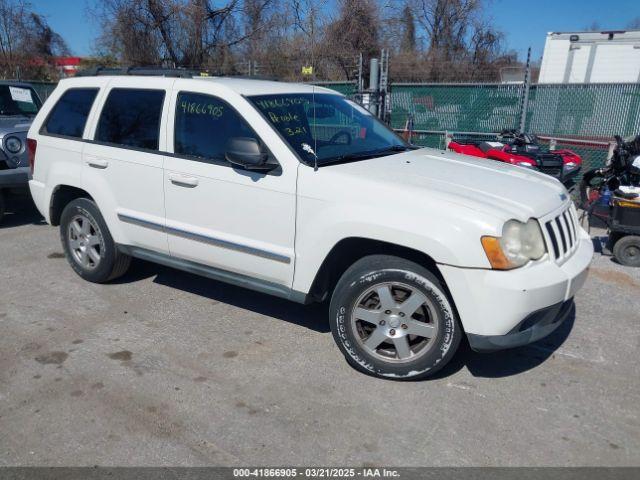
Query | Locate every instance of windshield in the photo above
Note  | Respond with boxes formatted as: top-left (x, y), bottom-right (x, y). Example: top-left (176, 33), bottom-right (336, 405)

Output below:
top-left (248, 93), bottom-right (407, 166)
top-left (0, 85), bottom-right (41, 116)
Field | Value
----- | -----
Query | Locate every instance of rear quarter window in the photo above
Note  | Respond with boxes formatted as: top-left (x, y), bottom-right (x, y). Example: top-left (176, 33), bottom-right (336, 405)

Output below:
top-left (41, 88), bottom-right (98, 138)
top-left (95, 88), bottom-right (165, 150)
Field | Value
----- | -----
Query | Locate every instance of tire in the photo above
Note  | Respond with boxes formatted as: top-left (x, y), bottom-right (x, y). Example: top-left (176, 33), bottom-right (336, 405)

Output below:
top-left (0, 190), bottom-right (5, 224)
top-left (59, 198), bottom-right (131, 282)
top-left (613, 235), bottom-right (640, 267)
top-left (329, 255), bottom-right (462, 380)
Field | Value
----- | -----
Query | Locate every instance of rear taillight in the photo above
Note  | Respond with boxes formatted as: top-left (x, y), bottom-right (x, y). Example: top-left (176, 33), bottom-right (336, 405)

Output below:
top-left (27, 138), bottom-right (37, 175)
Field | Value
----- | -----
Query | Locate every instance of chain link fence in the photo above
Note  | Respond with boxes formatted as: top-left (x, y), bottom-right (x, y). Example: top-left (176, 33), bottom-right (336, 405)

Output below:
top-left (390, 82), bottom-right (640, 177)
top-left (527, 84), bottom-right (640, 138)
top-left (390, 83), bottom-right (525, 134)
top-left (312, 81), bottom-right (358, 96)
top-left (10, 76), bottom-right (640, 178)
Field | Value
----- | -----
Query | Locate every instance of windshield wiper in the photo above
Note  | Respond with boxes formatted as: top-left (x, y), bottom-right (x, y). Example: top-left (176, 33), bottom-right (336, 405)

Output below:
top-left (320, 145), bottom-right (409, 166)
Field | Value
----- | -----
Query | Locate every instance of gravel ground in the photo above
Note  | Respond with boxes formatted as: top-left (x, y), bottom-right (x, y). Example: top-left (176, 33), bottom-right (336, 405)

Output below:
top-left (0, 196), bottom-right (639, 467)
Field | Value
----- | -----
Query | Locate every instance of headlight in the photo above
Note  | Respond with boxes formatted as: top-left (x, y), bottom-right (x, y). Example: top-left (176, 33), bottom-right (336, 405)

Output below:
top-left (563, 162), bottom-right (578, 171)
top-left (5, 136), bottom-right (22, 154)
top-left (481, 219), bottom-right (546, 270)
top-left (517, 161), bottom-right (535, 169)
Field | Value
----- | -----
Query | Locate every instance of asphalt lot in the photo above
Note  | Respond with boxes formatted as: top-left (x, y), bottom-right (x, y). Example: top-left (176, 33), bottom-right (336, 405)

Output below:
top-left (1, 195), bottom-right (639, 467)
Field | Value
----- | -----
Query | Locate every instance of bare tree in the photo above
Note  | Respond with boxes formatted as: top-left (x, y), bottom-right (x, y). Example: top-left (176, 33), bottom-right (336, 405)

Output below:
top-left (325, 0), bottom-right (380, 79)
top-left (400, 5), bottom-right (417, 53)
top-left (0, 0), bottom-right (69, 78)
top-left (386, 0), bottom-right (507, 81)
top-left (92, 0), bottom-right (276, 70)
top-left (0, 0), bottom-right (26, 75)
top-left (86, 0), bottom-right (511, 82)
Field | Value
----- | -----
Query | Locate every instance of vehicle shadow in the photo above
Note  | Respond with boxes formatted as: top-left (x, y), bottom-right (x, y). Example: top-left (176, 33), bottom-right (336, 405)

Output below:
top-left (116, 259), bottom-right (576, 373)
top-left (0, 193), bottom-right (45, 229)
top-left (117, 259), bottom-right (330, 333)
top-left (433, 304), bottom-right (576, 380)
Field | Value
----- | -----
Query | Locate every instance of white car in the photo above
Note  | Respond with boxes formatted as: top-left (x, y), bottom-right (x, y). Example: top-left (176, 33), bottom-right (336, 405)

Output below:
top-left (27, 70), bottom-right (593, 379)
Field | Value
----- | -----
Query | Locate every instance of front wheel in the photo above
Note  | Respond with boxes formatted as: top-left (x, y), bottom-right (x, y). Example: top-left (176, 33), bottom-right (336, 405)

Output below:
top-left (329, 255), bottom-right (462, 380)
top-left (60, 198), bottom-right (131, 282)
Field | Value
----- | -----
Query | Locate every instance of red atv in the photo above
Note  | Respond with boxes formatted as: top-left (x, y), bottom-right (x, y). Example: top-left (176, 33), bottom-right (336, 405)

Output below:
top-left (448, 130), bottom-right (582, 188)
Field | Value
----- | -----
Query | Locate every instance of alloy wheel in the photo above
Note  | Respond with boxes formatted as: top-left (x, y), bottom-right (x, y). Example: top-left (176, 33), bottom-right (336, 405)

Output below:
top-left (350, 282), bottom-right (439, 363)
top-left (67, 214), bottom-right (103, 270)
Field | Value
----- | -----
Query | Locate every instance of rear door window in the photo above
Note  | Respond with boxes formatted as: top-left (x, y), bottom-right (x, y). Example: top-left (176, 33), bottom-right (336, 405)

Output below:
top-left (95, 88), bottom-right (165, 150)
top-left (42, 88), bottom-right (98, 138)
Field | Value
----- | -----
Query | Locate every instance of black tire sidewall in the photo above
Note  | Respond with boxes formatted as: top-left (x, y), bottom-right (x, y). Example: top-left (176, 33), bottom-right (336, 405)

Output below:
top-left (613, 235), bottom-right (640, 267)
top-left (330, 259), bottom-right (461, 380)
top-left (59, 198), bottom-right (118, 282)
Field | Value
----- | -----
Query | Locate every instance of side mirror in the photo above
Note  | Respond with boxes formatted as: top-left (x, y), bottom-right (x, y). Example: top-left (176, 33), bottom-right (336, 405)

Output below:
top-left (225, 137), bottom-right (273, 171)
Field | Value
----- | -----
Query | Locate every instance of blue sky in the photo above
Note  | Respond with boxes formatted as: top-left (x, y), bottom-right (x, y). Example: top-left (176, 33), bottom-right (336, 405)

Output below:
top-left (30, 0), bottom-right (640, 61)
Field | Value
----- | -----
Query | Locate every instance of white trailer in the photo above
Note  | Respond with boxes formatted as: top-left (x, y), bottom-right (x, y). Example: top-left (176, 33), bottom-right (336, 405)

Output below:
top-left (538, 30), bottom-right (640, 84)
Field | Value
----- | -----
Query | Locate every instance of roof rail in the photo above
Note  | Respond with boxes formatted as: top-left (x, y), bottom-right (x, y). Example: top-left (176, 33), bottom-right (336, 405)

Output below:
top-left (75, 66), bottom-right (209, 78)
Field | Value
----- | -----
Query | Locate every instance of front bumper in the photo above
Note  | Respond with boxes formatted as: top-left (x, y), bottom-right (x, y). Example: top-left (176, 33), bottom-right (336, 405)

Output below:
top-left (439, 229), bottom-right (593, 351)
top-left (466, 299), bottom-right (574, 352)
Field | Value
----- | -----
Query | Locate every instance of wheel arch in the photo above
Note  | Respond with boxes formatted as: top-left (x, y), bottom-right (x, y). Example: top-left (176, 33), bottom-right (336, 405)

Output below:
top-left (306, 237), bottom-right (448, 303)
top-left (49, 184), bottom-right (94, 226)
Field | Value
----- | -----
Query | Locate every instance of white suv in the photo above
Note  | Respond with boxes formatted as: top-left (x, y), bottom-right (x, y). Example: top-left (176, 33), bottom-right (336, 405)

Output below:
top-left (28, 71), bottom-right (593, 379)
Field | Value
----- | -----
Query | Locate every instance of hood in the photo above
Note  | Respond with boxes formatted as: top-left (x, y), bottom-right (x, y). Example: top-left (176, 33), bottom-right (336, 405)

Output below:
top-left (0, 115), bottom-right (33, 134)
top-left (324, 148), bottom-right (569, 221)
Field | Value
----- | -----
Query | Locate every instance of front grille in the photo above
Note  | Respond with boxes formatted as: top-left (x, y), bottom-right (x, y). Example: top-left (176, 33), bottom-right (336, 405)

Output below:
top-left (544, 205), bottom-right (579, 262)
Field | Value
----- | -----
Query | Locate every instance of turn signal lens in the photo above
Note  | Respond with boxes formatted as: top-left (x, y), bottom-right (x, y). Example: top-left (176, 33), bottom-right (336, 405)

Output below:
top-left (481, 236), bottom-right (514, 270)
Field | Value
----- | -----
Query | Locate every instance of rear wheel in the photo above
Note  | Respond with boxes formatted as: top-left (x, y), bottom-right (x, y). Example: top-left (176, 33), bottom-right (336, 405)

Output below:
top-left (329, 255), bottom-right (461, 380)
top-left (613, 235), bottom-right (640, 267)
top-left (60, 198), bottom-right (131, 282)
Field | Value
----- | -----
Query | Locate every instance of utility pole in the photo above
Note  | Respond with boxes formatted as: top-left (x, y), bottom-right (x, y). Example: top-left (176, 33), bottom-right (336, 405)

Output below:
top-left (357, 53), bottom-right (364, 93)
top-left (379, 49), bottom-right (390, 122)
top-left (519, 47), bottom-right (532, 133)
top-left (369, 57), bottom-right (379, 117)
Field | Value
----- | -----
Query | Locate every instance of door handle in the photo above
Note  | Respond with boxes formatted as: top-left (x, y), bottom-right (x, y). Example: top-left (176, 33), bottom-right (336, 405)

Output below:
top-left (168, 174), bottom-right (199, 188)
top-left (86, 157), bottom-right (109, 169)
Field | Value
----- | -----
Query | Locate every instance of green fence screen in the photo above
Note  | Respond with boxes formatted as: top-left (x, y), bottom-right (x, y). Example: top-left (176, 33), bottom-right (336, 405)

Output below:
top-left (390, 83), bottom-right (640, 138)
top-left (313, 81), bottom-right (358, 96)
top-left (390, 83), bottom-right (525, 133)
top-left (12, 79), bottom-right (640, 175)
top-left (527, 83), bottom-right (640, 138)
top-left (390, 82), bottom-right (640, 174)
